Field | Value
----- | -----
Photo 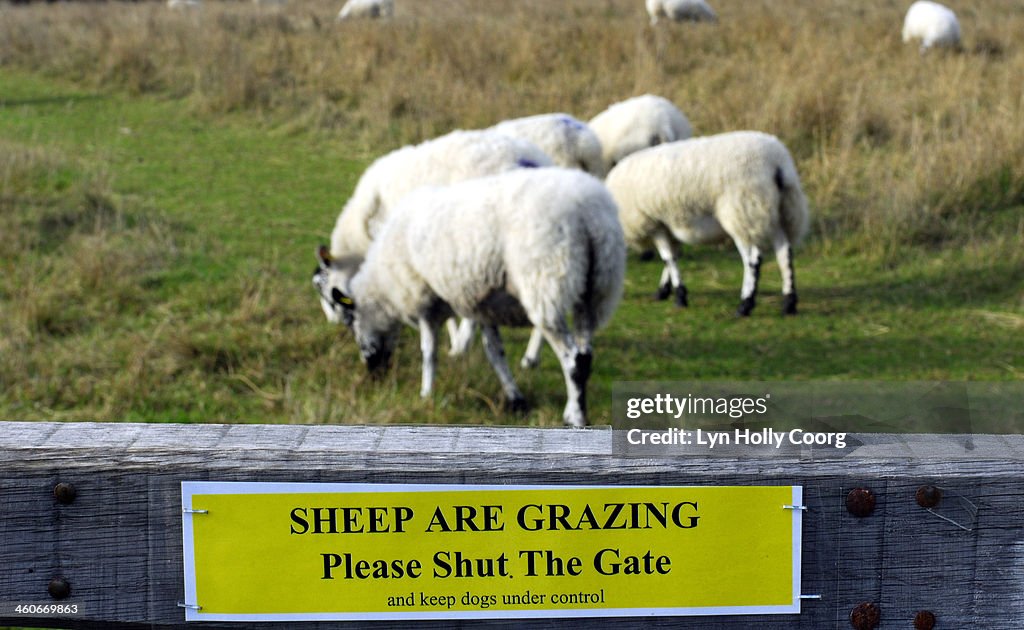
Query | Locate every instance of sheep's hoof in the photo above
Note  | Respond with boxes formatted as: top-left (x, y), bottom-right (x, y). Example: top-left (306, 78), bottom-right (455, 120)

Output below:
top-left (736, 297), bottom-right (756, 317)
top-left (563, 414), bottom-right (587, 429)
top-left (781, 293), bottom-right (798, 316)
top-left (674, 286), bottom-right (689, 308)
top-left (639, 249), bottom-right (657, 262)
top-left (505, 395), bottom-right (529, 415)
top-left (520, 355), bottom-right (539, 370)
top-left (654, 284), bottom-right (671, 301)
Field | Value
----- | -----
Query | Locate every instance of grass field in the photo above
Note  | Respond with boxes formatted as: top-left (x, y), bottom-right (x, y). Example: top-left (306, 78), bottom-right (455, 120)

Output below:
top-left (1, 0), bottom-right (1022, 430)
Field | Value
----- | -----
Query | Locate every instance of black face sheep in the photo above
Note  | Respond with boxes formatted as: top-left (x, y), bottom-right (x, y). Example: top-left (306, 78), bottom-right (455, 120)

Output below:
top-left (605, 131), bottom-right (810, 317)
top-left (315, 168), bottom-right (626, 428)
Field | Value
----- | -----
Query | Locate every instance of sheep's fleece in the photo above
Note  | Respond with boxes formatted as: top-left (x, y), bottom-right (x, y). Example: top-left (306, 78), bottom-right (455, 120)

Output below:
top-left (332, 167), bottom-right (626, 427)
top-left (329, 129), bottom-right (553, 259)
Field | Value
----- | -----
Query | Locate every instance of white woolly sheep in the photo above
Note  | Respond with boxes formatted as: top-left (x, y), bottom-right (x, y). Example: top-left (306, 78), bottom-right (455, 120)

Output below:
top-left (902, 1), bottom-right (961, 52)
top-left (588, 94), bottom-right (694, 173)
top-left (337, 0), bottom-right (394, 21)
top-left (318, 129), bottom-right (552, 353)
top-left (646, 0), bottom-right (717, 25)
top-left (605, 131), bottom-right (809, 317)
top-left (491, 113), bottom-right (606, 178)
top-left (315, 168), bottom-right (626, 428)
top-left (324, 129), bottom-right (552, 289)
top-left (167, 0), bottom-right (201, 10)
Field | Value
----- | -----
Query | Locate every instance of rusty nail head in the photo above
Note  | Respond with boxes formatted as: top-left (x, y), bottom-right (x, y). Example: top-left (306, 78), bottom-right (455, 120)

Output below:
top-left (914, 610), bottom-right (937, 629)
top-left (53, 482), bottom-right (77, 505)
top-left (48, 577), bottom-right (71, 600)
top-left (916, 485), bottom-right (942, 509)
top-left (846, 487), bottom-right (876, 517)
top-left (850, 602), bottom-right (880, 629)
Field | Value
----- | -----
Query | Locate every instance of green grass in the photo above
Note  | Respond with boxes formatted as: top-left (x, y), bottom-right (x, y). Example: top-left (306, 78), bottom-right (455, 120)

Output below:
top-left (1, 69), bottom-right (1022, 430)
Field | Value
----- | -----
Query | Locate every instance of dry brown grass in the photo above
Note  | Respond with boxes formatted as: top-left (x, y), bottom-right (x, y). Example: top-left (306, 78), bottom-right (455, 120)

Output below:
top-left (3, 0), bottom-right (1023, 257)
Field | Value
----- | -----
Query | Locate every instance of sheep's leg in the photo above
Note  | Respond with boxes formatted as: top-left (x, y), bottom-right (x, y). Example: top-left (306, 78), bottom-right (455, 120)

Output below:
top-left (736, 242), bottom-right (762, 317)
top-left (520, 327), bottom-right (545, 369)
top-left (447, 318), bottom-right (476, 356)
top-left (445, 319), bottom-right (460, 352)
top-left (773, 229), bottom-right (798, 315)
top-left (540, 326), bottom-right (592, 428)
top-left (418, 318), bottom-right (440, 398)
top-left (652, 232), bottom-right (687, 307)
top-left (480, 325), bottom-right (527, 413)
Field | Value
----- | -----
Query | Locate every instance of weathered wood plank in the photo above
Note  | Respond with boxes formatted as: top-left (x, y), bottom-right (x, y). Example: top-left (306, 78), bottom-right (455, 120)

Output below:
top-left (0, 422), bottom-right (1022, 629)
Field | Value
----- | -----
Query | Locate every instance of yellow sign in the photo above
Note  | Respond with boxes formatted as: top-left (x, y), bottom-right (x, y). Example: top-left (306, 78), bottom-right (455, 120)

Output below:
top-left (181, 482), bottom-right (802, 621)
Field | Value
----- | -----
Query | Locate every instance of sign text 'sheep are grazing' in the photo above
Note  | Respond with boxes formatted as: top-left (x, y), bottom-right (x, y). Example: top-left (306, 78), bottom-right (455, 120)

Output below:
top-left (181, 482), bottom-right (803, 621)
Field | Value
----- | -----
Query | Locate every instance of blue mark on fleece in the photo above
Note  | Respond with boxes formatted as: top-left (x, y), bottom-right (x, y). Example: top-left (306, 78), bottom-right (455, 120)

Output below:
top-left (517, 158), bottom-right (541, 168)
top-left (558, 115), bottom-right (586, 131)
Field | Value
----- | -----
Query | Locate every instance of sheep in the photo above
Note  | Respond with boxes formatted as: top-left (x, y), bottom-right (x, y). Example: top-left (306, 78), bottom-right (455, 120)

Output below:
top-left (167, 0), bottom-right (202, 10)
top-left (491, 113), bottom-right (606, 178)
top-left (902, 1), bottom-right (961, 52)
top-left (588, 94), bottom-right (694, 174)
top-left (605, 131), bottom-right (809, 317)
top-left (318, 129), bottom-right (552, 352)
top-left (646, 0), bottom-right (717, 25)
top-left (337, 0), bottom-right (394, 21)
top-left (472, 112), bottom-right (606, 366)
top-left (314, 168), bottom-right (626, 428)
top-left (324, 129), bottom-right (552, 293)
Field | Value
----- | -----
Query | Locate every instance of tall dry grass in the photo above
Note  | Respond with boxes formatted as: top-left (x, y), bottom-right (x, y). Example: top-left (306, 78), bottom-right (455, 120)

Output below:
top-left (2, 0), bottom-right (1023, 257)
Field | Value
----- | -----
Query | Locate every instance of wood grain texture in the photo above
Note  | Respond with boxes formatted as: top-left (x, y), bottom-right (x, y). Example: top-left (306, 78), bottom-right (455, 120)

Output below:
top-left (1, 422), bottom-right (1022, 629)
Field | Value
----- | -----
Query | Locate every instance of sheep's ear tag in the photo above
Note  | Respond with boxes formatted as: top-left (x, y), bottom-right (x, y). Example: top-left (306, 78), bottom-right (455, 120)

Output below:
top-left (336, 291), bottom-right (356, 327)
top-left (317, 244), bottom-right (332, 268)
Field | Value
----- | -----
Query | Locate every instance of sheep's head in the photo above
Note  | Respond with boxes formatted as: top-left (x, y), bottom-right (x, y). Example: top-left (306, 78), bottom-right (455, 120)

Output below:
top-left (313, 245), bottom-right (395, 375)
top-left (352, 316), bottom-right (394, 376)
top-left (313, 245), bottom-right (358, 326)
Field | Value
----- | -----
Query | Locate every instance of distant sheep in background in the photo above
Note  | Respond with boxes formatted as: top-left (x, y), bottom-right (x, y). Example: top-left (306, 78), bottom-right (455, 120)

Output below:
top-left (167, 0), bottom-right (202, 9)
top-left (337, 0), bottom-right (394, 21)
top-left (588, 94), bottom-right (693, 174)
top-left (605, 131), bottom-right (809, 317)
top-left (316, 168), bottom-right (626, 428)
top-left (491, 114), bottom-right (606, 178)
top-left (902, 1), bottom-right (961, 52)
top-left (646, 0), bottom-right (717, 25)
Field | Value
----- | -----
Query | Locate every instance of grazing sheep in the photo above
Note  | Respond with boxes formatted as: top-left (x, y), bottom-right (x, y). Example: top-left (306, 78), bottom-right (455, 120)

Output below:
top-left (646, 0), bottom-right (717, 25)
top-left (491, 113), bottom-right (606, 178)
top-left (588, 94), bottom-right (694, 173)
top-left (605, 131), bottom-right (809, 317)
top-left (324, 129), bottom-right (552, 295)
top-left (337, 0), bottom-right (394, 21)
top-left (902, 1), bottom-right (961, 52)
top-left (314, 168), bottom-right (626, 428)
